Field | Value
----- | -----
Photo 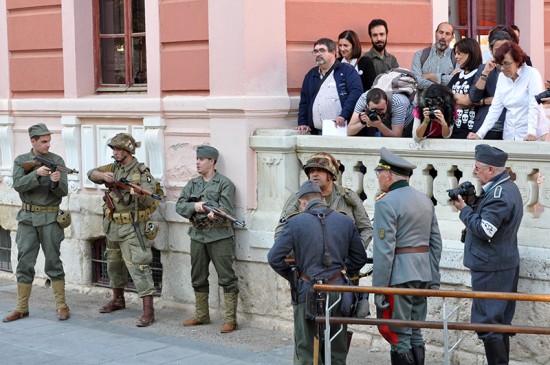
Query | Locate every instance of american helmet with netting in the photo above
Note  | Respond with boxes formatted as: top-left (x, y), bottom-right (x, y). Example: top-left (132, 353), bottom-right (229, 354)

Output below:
top-left (303, 152), bottom-right (340, 181)
top-left (107, 133), bottom-right (141, 155)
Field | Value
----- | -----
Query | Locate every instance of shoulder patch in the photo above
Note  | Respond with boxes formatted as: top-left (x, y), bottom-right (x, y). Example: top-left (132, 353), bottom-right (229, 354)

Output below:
top-left (493, 185), bottom-right (502, 199)
top-left (279, 211), bottom-right (300, 224)
top-left (378, 229), bottom-right (385, 239)
top-left (376, 192), bottom-right (387, 201)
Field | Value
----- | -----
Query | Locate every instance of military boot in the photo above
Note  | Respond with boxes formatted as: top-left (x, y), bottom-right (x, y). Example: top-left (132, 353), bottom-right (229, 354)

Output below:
top-left (183, 291), bottom-right (210, 326)
top-left (136, 295), bottom-right (155, 327)
top-left (51, 280), bottom-right (70, 320)
top-left (99, 288), bottom-right (126, 313)
top-left (483, 338), bottom-right (509, 365)
top-left (390, 350), bottom-right (414, 365)
top-left (3, 282), bottom-right (32, 322)
top-left (220, 292), bottom-right (238, 333)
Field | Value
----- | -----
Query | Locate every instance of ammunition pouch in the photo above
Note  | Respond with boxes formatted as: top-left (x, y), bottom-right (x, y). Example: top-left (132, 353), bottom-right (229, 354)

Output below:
top-left (109, 210), bottom-right (150, 224)
top-left (145, 221), bottom-right (159, 240)
top-left (305, 281), bottom-right (326, 321)
top-left (57, 210), bottom-right (72, 229)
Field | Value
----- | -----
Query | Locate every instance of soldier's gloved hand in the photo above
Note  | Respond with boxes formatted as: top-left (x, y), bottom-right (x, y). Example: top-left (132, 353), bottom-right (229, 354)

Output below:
top-left (374, 294), bottom-right (390, 310)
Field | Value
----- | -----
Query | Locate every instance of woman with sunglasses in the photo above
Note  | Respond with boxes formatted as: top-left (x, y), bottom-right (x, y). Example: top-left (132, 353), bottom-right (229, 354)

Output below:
top-left (469, 41), bottom-right (549, 141)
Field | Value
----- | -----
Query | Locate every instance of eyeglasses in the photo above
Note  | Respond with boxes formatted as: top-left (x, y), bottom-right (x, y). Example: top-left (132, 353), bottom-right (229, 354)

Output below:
top-left (312, 48), bottom-right (328, 55)
top-left (474, 164), bottom-right (489, 172)
top-left (497, 60), bottom-right (514, 69)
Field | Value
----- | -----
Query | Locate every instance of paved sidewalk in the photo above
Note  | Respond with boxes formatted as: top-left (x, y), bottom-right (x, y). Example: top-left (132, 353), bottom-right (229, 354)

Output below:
top-left (0, 276), bottom-right (387, 364)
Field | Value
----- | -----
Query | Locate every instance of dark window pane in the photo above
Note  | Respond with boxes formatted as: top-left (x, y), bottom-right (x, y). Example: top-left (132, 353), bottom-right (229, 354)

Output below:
top-left (132, 0), bottom-right (146, 33)
top-left (132, 36), bottom-right (147, 84)
top-left (100, 0), bottom-right (125, 35)
top-left (101, 38), bottom-right (126, 84)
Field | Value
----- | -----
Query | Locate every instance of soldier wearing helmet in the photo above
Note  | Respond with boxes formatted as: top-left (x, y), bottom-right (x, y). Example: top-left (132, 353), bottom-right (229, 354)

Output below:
top-left (275, 152), bottom-right (373, 249)
top-left (87, 132), bottom-right (158, 327)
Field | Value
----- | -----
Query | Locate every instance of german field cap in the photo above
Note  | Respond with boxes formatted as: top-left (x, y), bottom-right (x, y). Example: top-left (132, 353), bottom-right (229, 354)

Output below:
top-left (374, 147), bottom-right (416, 176)
top-left (196, 145), bottom-right (219, 160)
top-left (296, 180), bottom-right (322, 199)
top-left (28, 123), bottom-right (51, 138)
top-left (475, 144), bottom-right (508, 167)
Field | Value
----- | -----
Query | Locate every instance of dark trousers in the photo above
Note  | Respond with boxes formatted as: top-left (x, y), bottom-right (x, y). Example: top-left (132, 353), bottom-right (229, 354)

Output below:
top-left (471, 266), bottom-right (520, 342)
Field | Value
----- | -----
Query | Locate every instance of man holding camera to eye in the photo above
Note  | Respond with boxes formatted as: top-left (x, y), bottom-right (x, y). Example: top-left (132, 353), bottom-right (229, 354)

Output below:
top-left (451, 144), bottom-right (523, 365)
top-left (347, 88), bottom-right (413, 137)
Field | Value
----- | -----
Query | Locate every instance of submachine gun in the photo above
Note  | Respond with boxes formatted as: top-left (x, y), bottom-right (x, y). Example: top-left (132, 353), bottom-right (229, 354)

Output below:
top-left (202, 202), bottom-right (246, 228)
top-left (22, 155), bottom-right (79, 175)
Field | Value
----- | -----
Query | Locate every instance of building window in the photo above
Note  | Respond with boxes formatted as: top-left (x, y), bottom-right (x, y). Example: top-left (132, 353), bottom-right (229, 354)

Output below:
top-left (449, 0), bottom-right (514, 53)
top-left (94, 0), bottom-right (147, 91)
top-left (91, 237), bottom-right (162, 295)
top-left (0, 227), bottom-right (11, 272)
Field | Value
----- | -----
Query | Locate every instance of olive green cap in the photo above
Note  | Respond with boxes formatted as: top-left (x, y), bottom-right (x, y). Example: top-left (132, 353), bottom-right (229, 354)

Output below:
top-left (196, 145), bottom-right (219, 160)
top-left (374, 147), bottom-right (416, 177)
top-left (28, 123), bottom-right (51, 138)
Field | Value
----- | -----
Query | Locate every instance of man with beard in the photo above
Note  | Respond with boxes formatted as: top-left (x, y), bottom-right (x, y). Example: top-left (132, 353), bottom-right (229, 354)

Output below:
top-left (412, 22), bottom-right (459, 91)
top-left (295, 38), bottom-right (363, 135)
top-left (365, 19), bottom-right (399, 77)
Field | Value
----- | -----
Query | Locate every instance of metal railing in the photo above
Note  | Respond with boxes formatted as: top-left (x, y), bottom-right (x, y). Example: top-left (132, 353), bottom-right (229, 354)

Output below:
top-left (312, 285), bottom-right (550, 365)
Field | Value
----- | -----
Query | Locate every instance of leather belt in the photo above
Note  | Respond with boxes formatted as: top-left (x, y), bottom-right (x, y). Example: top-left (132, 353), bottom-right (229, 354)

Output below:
top-left (299, 271), bottom-right (344, 283)
top-left (22, 203), bottom-right (59, 213)
top-left (395, 246), bottom-right (429, 254)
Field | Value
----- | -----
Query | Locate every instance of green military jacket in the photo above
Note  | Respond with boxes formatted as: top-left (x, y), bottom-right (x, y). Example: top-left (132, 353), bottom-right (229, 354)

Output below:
top-left (13, 150), bottom-right (68, 226)
top-left (275, 183), bottom-right (373, 249)
top-left (87, 158), bottom-right (157, 240)
top-left (176, 171), bottom-right (235, 244)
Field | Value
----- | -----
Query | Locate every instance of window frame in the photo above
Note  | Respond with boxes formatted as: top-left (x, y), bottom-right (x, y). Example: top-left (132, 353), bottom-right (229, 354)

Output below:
top-left (450, 0), bottom-right (515, 40)
top-left (93, 0), bottom-right (147, 92)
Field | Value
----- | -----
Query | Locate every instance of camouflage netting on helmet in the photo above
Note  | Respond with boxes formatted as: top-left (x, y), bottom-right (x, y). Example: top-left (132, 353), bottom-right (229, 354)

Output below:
top-left (303, 152), bottom-right (340, 181)
top-left (108, 133), bottom-right (141, 155)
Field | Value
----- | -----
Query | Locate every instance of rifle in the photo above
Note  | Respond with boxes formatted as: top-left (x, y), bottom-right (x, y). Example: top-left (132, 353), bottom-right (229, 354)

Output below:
top-left (107, 178), bottom-right (162, 201)
top-left (22, 155), bottom-right (79, 174)
top-left (203, 202), bottom-right (246, 227)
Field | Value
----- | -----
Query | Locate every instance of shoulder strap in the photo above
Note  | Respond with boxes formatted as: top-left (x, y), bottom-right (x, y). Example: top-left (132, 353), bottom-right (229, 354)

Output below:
top-left (420, 46), bottom-right (431, 68)
top-left (306, 207), bottom-right (333, 267)
top-left (450, 49), bottom-right (457, 68)
top-left (312, 60), bottom-right (339, 101)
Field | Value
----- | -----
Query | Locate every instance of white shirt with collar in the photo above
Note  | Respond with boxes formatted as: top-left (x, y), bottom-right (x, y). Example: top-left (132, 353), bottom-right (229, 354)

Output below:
top-left (476, 64), bottom-right (548, 140)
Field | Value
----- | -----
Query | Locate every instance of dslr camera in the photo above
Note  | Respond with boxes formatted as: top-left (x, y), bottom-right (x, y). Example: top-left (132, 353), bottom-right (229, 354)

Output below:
top-left (361, 108), bottom-right (380, 124)
top-left (447, 181), bottom-right (476, 201)
top-left (424, 96), bottom-right (444, 120)
top-left (535, 83), bottom-right (550, 104)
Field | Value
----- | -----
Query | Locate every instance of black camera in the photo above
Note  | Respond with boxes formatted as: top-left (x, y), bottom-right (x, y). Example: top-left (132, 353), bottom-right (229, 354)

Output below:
top-left (447, 181), bottom-right (476, 201)
top-left (429, 106), bottom-right (440, 120)
top-left (535, 85), bottom-right (550, 104)
top-left (366, 108), bottom-right (380, 121)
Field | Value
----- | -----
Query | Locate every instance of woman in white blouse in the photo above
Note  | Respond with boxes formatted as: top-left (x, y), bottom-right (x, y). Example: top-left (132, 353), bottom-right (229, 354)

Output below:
top-left (468, 41), bottom-right (549, 141)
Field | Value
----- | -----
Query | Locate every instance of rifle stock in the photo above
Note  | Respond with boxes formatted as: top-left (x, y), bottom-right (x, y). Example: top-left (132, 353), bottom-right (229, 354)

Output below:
top-left (108, 178), bottom-right (162, 201)
top-left (203, 202), bottom-right (246, 227)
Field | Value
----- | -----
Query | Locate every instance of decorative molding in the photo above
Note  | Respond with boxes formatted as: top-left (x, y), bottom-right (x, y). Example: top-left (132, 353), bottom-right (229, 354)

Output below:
top-left (61, 116), bottom-right (81, 192)
top-left (0, 116), bottom-right (14, 184)
top-left (143, 116), bottom-right (166, 183)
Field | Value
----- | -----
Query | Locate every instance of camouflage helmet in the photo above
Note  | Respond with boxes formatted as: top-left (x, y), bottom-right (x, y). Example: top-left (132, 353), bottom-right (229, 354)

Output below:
top-left (303, 152), bottom-right (339, 181)
top-left (107, 133), bottom-right (141, 155)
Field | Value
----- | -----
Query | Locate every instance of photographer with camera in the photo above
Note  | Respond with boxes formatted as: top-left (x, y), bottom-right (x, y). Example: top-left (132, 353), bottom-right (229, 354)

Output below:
top-left (451, 144), bottom-right (523, 365)
top-left (347, 88), bottom-right (413, 137)
top-left (412, 83), bottom-right (456, 142)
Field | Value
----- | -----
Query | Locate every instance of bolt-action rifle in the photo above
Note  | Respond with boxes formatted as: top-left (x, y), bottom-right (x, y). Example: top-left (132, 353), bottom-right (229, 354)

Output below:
top-left (22, 155), bottom-right (79, 174)
top-left (203, 202), bottom-right (246, 227)
top-left (107, 178), bottom-right (162, 201)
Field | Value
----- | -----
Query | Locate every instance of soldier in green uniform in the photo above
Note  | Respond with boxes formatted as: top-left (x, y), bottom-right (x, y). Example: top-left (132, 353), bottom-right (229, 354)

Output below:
top-left (176, 146), bottom-right (239, 333)
top-left (3, 123), bottom-right (70, 322)
top-left (275, 152), bottom-right (373, 249)
top-left (87, 133), bottom-right (158, 327)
